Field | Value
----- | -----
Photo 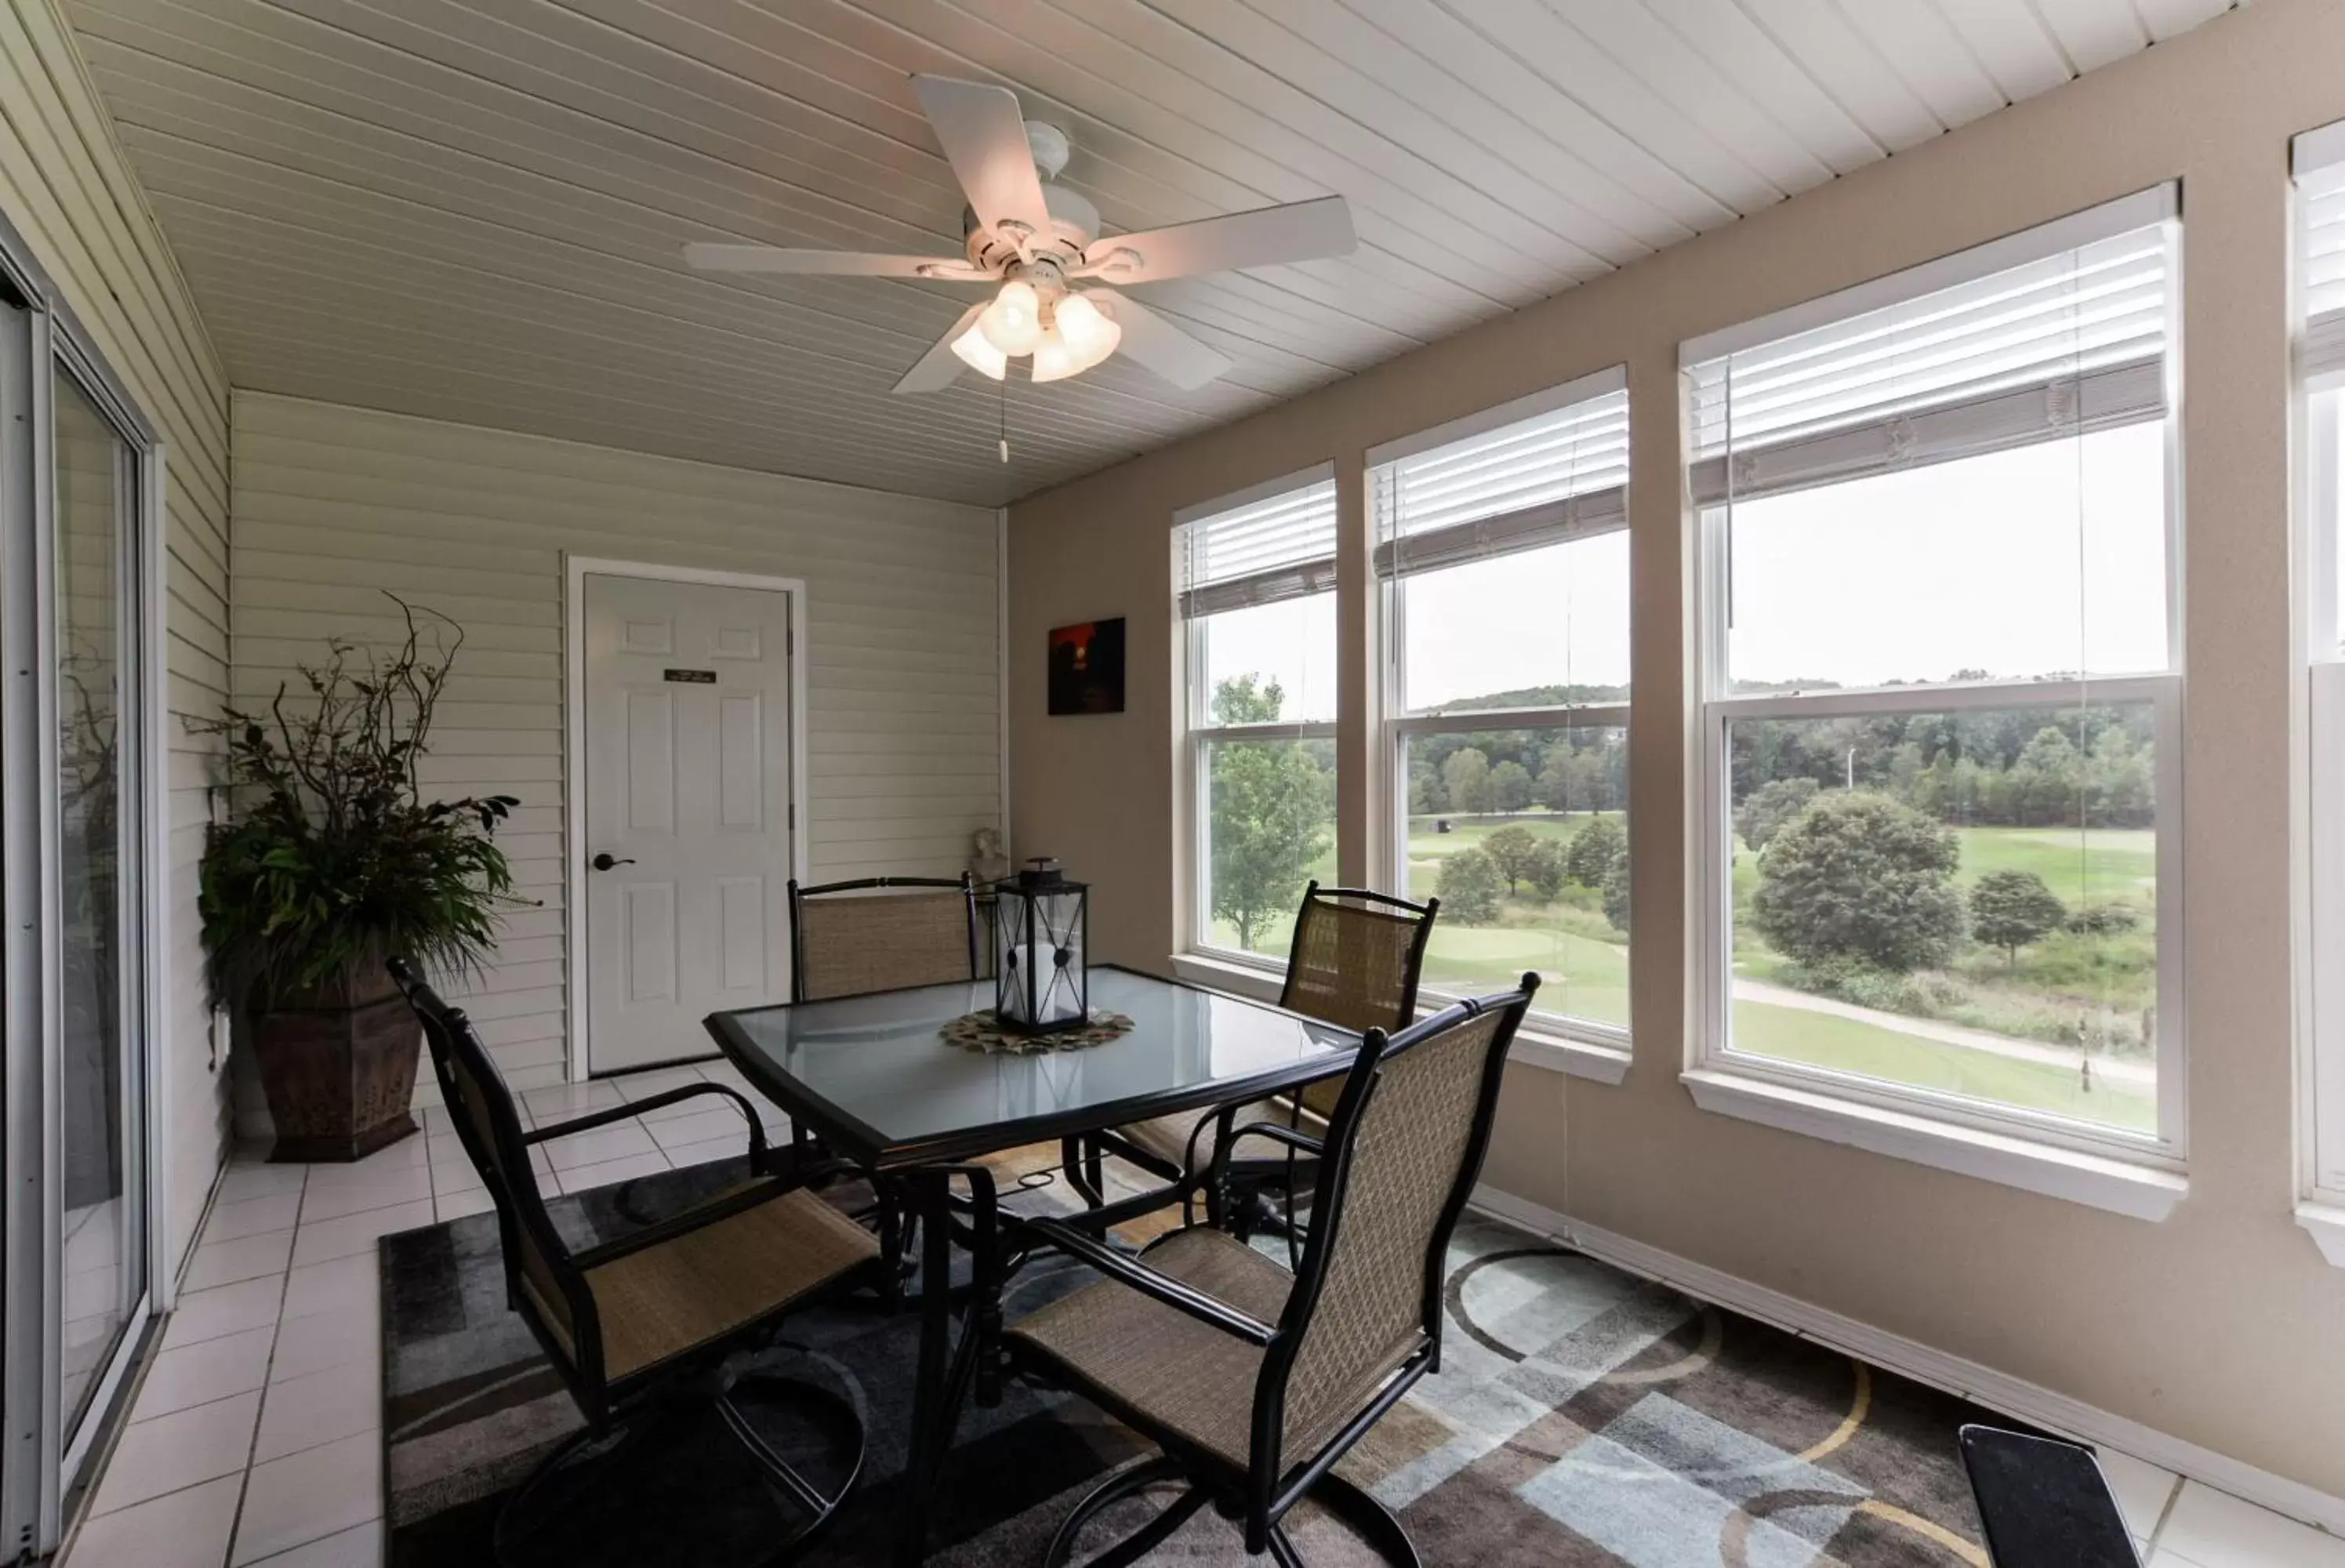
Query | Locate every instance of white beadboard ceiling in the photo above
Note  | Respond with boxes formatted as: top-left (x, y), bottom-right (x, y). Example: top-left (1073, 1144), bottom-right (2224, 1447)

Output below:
top-left (64, 0), bottom-right (2240, 507)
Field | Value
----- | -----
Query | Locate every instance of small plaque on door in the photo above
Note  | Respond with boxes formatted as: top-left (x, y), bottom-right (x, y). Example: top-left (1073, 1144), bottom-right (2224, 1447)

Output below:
top-left (663, 668), bottom-right (717, 684)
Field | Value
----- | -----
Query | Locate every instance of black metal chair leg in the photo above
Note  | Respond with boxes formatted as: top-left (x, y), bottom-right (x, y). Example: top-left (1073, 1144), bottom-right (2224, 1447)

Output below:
top-left (1266, 1523), bottom-right (1309, 1568)
top-left (493, 1371), bottom-right (866, 1568)
top-left (1306, 1472), bottom-right (1423, 1568)
top-left (713, 1374), bottom-right (866, 1557)
top-left (1062, 1134), bottom-right (1105, 1208)
top-left (492, 1421), bottom-right (629, 1567)
top-left (1043, 1456), bottom-right (1210, 1568)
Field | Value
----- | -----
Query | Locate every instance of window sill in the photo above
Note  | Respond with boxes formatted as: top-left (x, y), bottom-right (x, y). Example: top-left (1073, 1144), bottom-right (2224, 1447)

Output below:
top-left (1681, 1069), bottom-right (2187, 1222)
top-left (1168, 951), bottom-right (1632, 1086)
top-left (2294, 1202), bottom-right (2345, 1268)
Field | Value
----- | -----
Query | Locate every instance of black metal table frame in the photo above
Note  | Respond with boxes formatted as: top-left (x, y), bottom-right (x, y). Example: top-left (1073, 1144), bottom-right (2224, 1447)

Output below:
top-left (701, 964), bottom-right (1359, 1566)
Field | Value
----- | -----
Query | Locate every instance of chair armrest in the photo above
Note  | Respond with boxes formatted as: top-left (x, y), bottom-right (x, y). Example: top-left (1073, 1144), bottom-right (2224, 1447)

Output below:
top-left (525, 1083), bottom-right (768, 1165)
top-left (1207, 1116), bottom-right (1323, 1191)
top-left (1015, 1216), bottom-right (1276, 1347)
top-left (1223, 1121), bottom-right (1323, 1157)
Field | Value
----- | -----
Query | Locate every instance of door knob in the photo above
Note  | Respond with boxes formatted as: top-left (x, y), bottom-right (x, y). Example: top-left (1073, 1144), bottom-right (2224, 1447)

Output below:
top-left (590, 852), bottom-right (636, 871)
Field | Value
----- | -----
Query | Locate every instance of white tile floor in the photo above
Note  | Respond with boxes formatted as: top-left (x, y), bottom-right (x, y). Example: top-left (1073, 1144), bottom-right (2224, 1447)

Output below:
top-left (55, 1059), bottom-right (2345, 1567)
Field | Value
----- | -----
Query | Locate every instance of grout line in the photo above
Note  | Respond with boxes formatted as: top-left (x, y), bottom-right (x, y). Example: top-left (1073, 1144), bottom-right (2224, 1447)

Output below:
top-left (2145, 1475), bottom-right (2187, 1558)
top-left (219, 1163), bottom-right (305, 1568)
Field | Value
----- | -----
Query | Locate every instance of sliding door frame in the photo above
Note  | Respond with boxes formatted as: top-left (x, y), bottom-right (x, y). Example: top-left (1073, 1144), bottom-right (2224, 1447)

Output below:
top-left (0, 200), bottom-right (170, 1559)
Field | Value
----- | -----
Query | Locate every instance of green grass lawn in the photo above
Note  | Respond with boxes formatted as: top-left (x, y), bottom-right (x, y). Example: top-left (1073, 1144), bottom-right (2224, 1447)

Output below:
top-left (1729, 824), bottom-right (2154, 912)
top-left (1730, 1000), bottom-right (2156, 1132)
top-left (1207, 815), bottom-right (2157, 1128)
top-left (1420, 922), bottom-right (1630, 1027)
top-left (1955, 826), bottom-right (2155, 906)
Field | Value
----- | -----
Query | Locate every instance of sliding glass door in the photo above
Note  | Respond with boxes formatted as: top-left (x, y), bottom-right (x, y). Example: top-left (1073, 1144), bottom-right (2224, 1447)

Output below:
top-left (0, 230), bottom-right (162, 1557)
top-left (53, 366), bottom-right (146, 1448)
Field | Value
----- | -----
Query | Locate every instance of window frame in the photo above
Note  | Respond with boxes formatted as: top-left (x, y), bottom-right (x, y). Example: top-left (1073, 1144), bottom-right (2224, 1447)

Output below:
top-left (1685, 193), bottom-right (2189, 1169)
top-left (2298, 122), bottom-right (2345, 1206)
top-left (1369, 367), bottom-right (1634, 1049)
top-left (2307, 383), bottom-right (2345, 1201)
top-left (0, 206), bottom-right (171, 1557)
top-left (1178, 463), bottom-right (1340, 975)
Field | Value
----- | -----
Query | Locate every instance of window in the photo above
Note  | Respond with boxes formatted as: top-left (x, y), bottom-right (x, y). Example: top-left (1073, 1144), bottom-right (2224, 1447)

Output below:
top-left (1686, 189), bottom-right (2183, 1159)
top-left (2298, 125), bottom-right (2345, 1200)
top-left (1180, 467), bottom-right (1339, 966)
top-left (1371, 370), bottom-right (1631, 1041)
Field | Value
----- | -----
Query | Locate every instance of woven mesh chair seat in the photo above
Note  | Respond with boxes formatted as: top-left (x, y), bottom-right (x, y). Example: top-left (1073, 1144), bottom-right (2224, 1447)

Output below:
top-left (796, 887), bottom-right (974, 1002)
top-left (1283, 895), bottom-right (1429, 1118)
top-left (1118, 1098), bottom-right (1330, 1170)
top-left (586, 1185), bottom-right (880, 1380)
top-left (1009, 1227), bottom-right (1418, 1472)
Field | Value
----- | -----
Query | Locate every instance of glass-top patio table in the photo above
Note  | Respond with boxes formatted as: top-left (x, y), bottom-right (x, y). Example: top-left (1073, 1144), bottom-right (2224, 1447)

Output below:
top-left (702, 964), bottom-right (1359, 1563)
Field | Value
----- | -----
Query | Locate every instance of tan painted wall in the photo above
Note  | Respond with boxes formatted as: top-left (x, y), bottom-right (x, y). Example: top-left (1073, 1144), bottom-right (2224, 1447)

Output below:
top-left (2, 0), bottom-right (234, 1276)
top-left (1010, 0), bottom-right (2345, 1497)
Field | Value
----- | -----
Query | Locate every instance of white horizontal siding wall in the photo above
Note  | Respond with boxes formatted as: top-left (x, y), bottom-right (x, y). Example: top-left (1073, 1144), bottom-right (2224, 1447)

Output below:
top-left (230, 390), bottom-right (1002, 1096)
top-left (2, 0), bottom-right (234, 1275)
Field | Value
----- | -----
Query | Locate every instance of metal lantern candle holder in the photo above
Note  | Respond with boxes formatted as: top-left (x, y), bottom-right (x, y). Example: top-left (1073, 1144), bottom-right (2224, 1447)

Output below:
top-left (993, 858), bottom-right (1089, 1034)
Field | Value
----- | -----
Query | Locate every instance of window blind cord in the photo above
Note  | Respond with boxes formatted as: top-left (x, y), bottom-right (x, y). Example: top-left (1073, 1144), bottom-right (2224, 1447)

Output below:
top-left (2064, 251), bottom-right (2105, 1047)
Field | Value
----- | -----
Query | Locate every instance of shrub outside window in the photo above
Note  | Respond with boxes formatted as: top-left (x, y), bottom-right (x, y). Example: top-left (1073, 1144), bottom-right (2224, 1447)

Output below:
top-left (1685, 189), bottom-right (2184, 1160)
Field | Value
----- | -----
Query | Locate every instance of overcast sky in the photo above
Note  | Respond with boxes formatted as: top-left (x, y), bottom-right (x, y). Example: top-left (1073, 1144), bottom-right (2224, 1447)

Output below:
top-left (1203, 423), bottom-right (2171, 720)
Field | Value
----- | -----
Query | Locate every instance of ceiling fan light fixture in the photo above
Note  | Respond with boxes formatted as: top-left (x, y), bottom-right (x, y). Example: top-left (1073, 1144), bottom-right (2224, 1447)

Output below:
top-left (1029, 325), bottom-right (1080, 383)
top-left (950, 321), bottom-right (1008, 380)
top-left (1054, 292), bottom-right (1121, 371)
top-left (978, 278), bottom-right (1042, 355)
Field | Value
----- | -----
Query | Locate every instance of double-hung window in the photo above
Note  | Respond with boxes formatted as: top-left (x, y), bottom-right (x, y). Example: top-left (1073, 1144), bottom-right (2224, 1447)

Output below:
top-left (2297, 126), bottom-right (2345, 1202)
top-left (1371, 368), bottom-right (1632, 1043)
top-left (1685, 189), bottom-right (2183, 1161)
top-left (1179, 466), bottom-right (1339, 967)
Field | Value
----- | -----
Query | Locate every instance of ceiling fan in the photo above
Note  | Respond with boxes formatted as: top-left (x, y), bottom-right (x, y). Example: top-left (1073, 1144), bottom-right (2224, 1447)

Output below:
top-left (683, 75), bottom-right (1357, 394)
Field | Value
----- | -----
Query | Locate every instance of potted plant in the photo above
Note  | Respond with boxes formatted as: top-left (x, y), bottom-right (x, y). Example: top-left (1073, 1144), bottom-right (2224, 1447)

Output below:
top-left (199, 599), bottom-right (520, 1161)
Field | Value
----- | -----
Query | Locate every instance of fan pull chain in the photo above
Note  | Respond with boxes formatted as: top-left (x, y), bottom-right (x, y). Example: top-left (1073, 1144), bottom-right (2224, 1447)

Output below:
top-left (1000, 372), bottom-right (1011, 464)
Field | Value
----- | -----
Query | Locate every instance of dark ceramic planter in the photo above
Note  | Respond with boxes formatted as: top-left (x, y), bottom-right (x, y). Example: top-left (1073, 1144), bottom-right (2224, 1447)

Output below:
top-left (250, 961), bottom-right (421, 1163)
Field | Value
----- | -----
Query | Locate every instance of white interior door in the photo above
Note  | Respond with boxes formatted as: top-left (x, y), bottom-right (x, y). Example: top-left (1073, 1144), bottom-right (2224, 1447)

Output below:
top-left (583, 572), bottom-right (794, 1074)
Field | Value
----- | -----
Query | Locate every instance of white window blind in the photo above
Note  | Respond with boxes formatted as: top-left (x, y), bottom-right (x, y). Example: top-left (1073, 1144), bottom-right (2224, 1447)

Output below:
top-left (1178, 474), bottom-right (1339, 619)
top-left (1686, 192), bottom-right (2173, 506)
top-left (2297, 124), bottom-right (2345, 380)
top-left (1372, 380), bottom-right (1629, 578)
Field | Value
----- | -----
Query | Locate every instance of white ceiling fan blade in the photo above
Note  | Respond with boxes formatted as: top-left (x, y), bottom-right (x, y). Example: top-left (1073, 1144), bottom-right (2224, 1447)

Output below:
top-left (1087, 291), bottom-right (1232, 390)
top-left (684, 244), bottom-right (985, 279)
top-left (913, 75), bottom-right (1053, 245)
top-left (893, 303), bottom-right (991, 395)
top-left (1080, 195), bottom-right (1355, 284)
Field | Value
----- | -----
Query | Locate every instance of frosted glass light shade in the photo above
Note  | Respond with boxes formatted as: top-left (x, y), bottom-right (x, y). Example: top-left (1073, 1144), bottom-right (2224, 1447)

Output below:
top-left (1030, 326), bottom-right (1078, 383)
top-left (1055, 293), bottom-right (1122, 371)
top-left (951, 322), bottom-right (1008, 379)
top-left (978, 280), bottom-right (1042, 356)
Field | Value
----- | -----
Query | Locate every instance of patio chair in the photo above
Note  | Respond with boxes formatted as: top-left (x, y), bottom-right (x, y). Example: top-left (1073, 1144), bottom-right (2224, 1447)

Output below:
top-left (786, 873), bottom-right (982, 1286)
top-left (1071, 881), bottom-right (1437, 1240)
top-left (389, 956), bottom-right (887, 1566)
top-left (787, 873), bottom-right (981, 1003)
top-left (1004, 975), bottom-right (1538, 1566)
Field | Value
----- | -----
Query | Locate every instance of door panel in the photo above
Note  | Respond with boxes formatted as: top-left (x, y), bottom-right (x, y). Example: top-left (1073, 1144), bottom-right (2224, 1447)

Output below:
top-left (585, 574), bottom-right (793, 1073)
top-left (51, 368), bottom-right (143, 1445)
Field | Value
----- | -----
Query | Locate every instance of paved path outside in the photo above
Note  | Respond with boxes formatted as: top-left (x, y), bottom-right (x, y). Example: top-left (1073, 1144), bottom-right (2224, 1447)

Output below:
top-left (1732, 975), bottom-right (2158, 1087)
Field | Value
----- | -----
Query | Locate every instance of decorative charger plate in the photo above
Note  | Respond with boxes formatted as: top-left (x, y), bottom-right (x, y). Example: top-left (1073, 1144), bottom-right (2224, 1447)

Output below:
top-left (940, 1008), bottom-right (1135, 1055)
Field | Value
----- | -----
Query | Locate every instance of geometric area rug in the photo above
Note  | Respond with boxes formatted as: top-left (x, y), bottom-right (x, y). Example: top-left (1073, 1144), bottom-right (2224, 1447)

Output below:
top-left (380, 1157), bottom-right (2013, 1565)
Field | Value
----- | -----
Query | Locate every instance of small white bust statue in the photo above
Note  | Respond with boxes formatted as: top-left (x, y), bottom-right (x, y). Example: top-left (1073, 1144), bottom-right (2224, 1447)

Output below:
top-left (970, 826), bottom-right (1012, 887)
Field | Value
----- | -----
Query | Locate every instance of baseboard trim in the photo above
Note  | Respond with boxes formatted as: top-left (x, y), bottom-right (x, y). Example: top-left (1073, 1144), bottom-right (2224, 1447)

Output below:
top-left (1468, 1183), bottom-right (2345, 1539)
